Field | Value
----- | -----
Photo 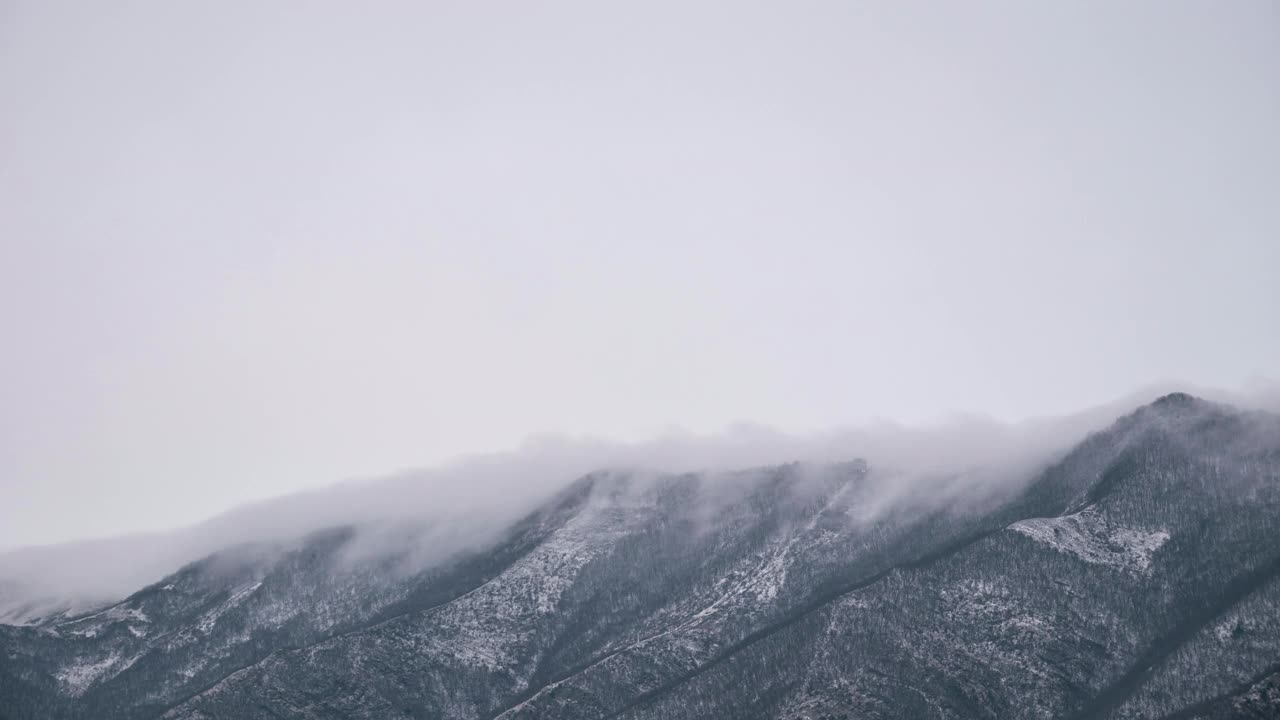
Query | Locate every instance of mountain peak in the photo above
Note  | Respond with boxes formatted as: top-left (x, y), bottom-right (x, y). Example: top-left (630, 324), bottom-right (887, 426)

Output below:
top-left (1150, 391), bottom-right (1201, 408)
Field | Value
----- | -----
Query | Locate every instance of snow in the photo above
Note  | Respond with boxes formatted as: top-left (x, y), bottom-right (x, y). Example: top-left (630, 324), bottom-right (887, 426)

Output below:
top-left (176, 657), bottom-right (209, 682)
top-left (196, 581), bottom-right (262, 634)
top-left (106, 605), bottom-right (149, 623)
top-left (57, 653), bottom-right (123, 696)
top-left (51, 604), bottom-right (157, 694)
top-left (53, 601), bottom-right (152, 639)
top-left (0, 597), bottom-right (93, 627)
top-left (1213, 615), bottom-right (1248, 642)
top-left (1010, 507), bottom-right (1169, 574)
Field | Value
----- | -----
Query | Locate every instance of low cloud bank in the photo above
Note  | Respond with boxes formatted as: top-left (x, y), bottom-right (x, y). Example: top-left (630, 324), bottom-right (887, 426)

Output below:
top-left (2, 381), bottom-right (1276, 623)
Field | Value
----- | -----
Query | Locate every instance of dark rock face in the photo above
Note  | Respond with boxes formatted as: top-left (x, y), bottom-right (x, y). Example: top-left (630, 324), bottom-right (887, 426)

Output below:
top-left (2, 395), bottom-right (1279, 719)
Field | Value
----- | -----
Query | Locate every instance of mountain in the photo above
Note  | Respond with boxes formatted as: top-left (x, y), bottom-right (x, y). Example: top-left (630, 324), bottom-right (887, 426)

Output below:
top-left (2, 393), bottom-right (1278, 719)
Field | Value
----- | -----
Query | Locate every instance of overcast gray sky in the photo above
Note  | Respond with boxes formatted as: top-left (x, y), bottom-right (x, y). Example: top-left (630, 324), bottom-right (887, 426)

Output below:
top-left (2, 1), bottom-right (1277, 550)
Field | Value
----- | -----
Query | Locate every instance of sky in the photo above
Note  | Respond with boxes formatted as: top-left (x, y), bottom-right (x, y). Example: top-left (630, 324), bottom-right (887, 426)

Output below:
top-left (1, 1), bottom-right (1278, 550)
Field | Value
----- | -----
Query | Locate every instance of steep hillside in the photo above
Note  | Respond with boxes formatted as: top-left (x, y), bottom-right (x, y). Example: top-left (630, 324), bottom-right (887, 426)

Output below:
top-left (2, 394), bottom-right (1278, 719)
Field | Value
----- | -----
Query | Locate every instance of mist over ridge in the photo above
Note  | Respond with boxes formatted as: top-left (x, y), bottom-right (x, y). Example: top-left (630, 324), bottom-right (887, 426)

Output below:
top-left (2, 380), bottom-right (1275, 624)
top-left (3, 380), bottom-right (1279, 719)
top-left (3, 2), bottom-right (1277, 714)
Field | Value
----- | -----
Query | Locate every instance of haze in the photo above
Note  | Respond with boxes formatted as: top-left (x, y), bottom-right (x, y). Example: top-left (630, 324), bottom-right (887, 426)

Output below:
top-left (2, 1), bottom-right (1278, 550)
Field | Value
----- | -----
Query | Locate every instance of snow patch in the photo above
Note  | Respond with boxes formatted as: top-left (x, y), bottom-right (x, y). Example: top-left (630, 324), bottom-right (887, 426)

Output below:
top-left (1214, 616), bottom-right (1247, 642)
top-left (106, 605), bottom-right (149, 623)
top-left (57, 653), bottom-right (122, 696)
top-left (57, 602), bottom-right (150, 637)
top-left (196, 581), bottom-right (262, 634)
top-left (1010, 507), bottom-right (1169, 574)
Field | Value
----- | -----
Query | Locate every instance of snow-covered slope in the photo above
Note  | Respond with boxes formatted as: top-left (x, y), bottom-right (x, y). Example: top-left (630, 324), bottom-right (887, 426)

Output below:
top-left (2, 394), bottom-right (1279, 720)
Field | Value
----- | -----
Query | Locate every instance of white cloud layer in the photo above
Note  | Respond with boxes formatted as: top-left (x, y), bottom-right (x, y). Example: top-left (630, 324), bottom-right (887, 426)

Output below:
top-left (3, 1), bottom-right (1278, 550)
top-left (2, 382), bottom-right (1274, 624)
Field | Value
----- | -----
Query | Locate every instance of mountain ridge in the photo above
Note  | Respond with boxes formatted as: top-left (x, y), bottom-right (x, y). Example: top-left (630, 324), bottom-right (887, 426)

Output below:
top-left (3, 394), bottom-right (1279, 719)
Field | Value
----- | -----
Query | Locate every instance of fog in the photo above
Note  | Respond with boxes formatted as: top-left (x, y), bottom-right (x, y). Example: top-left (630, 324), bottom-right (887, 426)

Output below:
top-left (3, 0), bottom-right (1278, 624)
top-left (4, 1), bottom-right (1279, 553)
top-left (2, 382), bottom-right (1275, 622)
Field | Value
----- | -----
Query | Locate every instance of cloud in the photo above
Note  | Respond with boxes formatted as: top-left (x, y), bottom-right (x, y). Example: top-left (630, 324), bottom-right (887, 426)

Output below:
top-left (1, 381), bottom-right (1277, 624)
